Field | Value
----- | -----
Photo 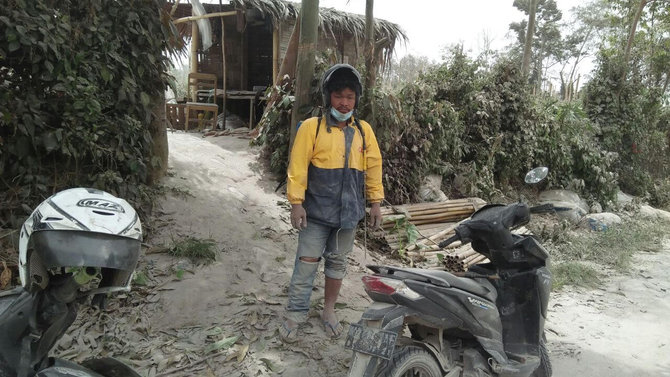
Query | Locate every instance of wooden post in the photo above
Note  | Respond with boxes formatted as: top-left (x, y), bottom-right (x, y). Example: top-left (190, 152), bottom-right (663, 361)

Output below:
top-left (241, 29), bottom-right (247, 90)
top-left (189, 20), bottom-right (199, 126)
top-left (221, 17), bottom-right (227, 130)
top-left (273, 27), bottom-right (280, 84)
top-left (190, 21), bottom-right (199, 76)
top-left (289, 0), bottom-right (320, 151)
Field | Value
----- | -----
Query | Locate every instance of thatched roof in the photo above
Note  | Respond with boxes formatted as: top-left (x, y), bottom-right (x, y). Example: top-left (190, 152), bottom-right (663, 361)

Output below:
top-left (232, 0), bottom-right (407, 68)
top-left (171, 0), bottom-right (407, 69)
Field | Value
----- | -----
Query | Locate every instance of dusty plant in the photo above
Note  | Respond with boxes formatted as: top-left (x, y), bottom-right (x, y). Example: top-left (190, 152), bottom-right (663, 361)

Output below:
top-left (551, 262), bottom-right (601, 290)
top-left (168, 236), bottom-right (218, 264)
top-left (547, 218), bottom-right (667, 291)
top-left (390, 218), bottom-right (420, 257)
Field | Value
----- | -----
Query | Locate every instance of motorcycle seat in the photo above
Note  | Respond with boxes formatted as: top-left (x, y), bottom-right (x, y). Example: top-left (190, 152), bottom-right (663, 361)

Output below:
top-left (405, 268), bottom-right (498, 303)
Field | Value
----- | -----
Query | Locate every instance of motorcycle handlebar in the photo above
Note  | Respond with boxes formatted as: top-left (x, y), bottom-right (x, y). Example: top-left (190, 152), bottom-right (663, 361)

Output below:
top-left (437, 234), bottom-right (460, 249)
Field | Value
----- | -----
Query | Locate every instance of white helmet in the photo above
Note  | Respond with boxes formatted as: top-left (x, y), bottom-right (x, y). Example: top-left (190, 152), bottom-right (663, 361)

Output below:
top-left (18, 188), bottom-right (142, 292)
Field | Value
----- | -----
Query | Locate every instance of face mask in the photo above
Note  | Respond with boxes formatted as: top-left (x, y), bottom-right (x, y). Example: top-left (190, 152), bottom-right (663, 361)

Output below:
top-left (330, 107), bottom-right (353, 122)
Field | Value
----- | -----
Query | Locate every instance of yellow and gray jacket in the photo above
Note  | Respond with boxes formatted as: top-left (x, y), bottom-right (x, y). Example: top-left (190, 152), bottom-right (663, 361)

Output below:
top-left (287, 115), bottom-right (384, 229)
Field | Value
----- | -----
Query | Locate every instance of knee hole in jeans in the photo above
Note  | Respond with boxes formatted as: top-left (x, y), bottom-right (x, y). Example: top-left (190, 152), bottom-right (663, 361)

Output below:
top-left (299, 256), bottom-right (321, 264)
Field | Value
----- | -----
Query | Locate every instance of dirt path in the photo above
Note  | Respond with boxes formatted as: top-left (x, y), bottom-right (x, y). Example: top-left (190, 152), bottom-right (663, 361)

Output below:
top-left (546, 242), bottom-right (670, 377)
top-left (142, 132), bottom-right (384, 376)
top-left (101, 132), bottom-right (669, 376)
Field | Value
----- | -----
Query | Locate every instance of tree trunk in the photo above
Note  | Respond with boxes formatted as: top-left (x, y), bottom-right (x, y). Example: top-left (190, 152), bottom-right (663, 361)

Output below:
top-left (289, 0), bottom-right (319, 151)
top-left (147, 91), bottom-right (168, 185)
top-left (364, 0), bottom-right (376, 92)
top-left (363, 0), bottom-right (376, 122)
top-left (521, 0), bottom-right (537, 78)
top-left (623, 0), bottom-right (648, 69)
top-left (620, 0), bottom-right (648, 89)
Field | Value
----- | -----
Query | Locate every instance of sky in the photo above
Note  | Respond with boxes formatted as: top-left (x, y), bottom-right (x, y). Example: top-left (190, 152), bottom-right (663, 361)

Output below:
top-left (318, 0), bottom-right (584, 62)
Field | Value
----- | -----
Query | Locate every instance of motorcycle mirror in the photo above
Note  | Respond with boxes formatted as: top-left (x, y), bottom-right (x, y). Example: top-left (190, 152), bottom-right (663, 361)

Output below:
top-left (524, 167), bottom-right (548, 184)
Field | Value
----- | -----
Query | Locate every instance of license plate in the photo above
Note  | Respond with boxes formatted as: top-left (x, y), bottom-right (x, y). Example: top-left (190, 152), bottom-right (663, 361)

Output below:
top-left (344, 323), bottom-right (398, 360)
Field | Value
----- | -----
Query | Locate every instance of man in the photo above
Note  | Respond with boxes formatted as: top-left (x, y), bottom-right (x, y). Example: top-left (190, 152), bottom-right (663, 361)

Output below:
top-left (280, 64), bottom-right (384, 342)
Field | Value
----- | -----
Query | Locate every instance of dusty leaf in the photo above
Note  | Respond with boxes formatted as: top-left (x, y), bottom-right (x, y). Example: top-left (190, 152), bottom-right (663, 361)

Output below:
top-left (205, 326), bottom-right (223, 336)
top-left (237, 344), bottom-right (249, 363)
top-left (254, 336), bottom-right (266, 353)
top-left (0, 262), bottom-right (11, 289)
top-left (259, 357), bottom-right (280, 372)
top-left (204, 335), bottom-right (239, 354)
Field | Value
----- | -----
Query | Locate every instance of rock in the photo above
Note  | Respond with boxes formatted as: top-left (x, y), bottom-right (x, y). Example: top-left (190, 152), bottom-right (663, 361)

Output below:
top-left (538, 189), bottom-right (589, 223)
top-left (587, 212), bottom-right (622, 224)
top-left (590, 202), bottom-right (603, 213)
top-left (616, 191), bottom-right (635, 206)
top-left (539, 189), bottom-right (589, 213)
top-left (418, 174), bottom-right (448, 202)
top-left (452, 174), bottom-right (468, 197)
top-left (639, 205), bottom-right (670, 222)
top-left (582, 212), bottom-right (622, 231)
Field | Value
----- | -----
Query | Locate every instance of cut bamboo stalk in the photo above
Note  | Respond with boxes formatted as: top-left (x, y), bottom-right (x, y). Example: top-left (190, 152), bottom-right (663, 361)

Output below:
top-left (174, 11), bottom-right (237, 24)
top-left (467, 255), bottom-right (487, 265)
top-left (405, 222), bottom-right (463, 252)
top-left (462, 253), bottom-right (482, 265)
top-left (454, 246), bottom-right (476, 258)
top-left (406, 250), bottom-right (449, 258)
top-left (380, 208), bottom-right (477, 220)
top-left (380, 198), bottom-right (486, 213)
top-left (380, 204), bottom-right (477, 216)
top-left (392, 203), bottom-right (479, 214)
top-left (415, 222), bottom-right (454, 231)
top-left (455, 249), bottom-right (477, 260)
top-left (381, 213), bottom-right (467, 225)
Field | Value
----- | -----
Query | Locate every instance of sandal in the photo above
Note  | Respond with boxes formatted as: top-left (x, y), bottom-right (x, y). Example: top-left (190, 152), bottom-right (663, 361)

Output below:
top-left (322, 319), bottom-right (344, 339)
top-left (279, 321), bottom-right (299, 343)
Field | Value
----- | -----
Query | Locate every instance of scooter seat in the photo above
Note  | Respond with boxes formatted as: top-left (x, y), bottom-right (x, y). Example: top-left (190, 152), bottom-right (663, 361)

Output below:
top-left (404, 268), bottom-right (498, 303)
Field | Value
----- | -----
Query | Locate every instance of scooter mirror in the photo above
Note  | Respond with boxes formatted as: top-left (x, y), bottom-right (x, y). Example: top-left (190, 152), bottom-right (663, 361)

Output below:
top-left (524, 167), bottom-right (548, 184)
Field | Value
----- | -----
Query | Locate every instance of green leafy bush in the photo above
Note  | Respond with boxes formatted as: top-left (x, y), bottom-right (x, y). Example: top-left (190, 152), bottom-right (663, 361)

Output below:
top-left (582, 53), bottom-right (668, 200)
top-left (256, 48), bottom-right (623, 206)
top-left (0, 0), bottom-right (180, 227)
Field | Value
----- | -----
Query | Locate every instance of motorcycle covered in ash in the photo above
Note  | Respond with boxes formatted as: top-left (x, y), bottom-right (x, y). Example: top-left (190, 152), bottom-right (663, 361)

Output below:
top-left (0, 188), bottom-right (143, 377)
top-left (346, 168), bottom-right (553, 377)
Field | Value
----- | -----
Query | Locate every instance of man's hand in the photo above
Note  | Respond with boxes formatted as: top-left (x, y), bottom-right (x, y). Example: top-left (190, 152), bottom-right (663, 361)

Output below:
top-left (290, 204), bottom-right (307, 230)
top-left (369, 202), bottom-right (383, 229)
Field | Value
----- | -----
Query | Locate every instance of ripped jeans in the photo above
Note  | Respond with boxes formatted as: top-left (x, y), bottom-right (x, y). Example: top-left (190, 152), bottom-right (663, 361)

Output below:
top-left (285, 220), bottom-right (355, 323)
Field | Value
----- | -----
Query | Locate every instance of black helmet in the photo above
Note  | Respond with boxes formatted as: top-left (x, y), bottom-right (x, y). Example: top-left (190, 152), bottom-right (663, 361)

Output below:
top-left (321, 64), bottom-right (363, 109)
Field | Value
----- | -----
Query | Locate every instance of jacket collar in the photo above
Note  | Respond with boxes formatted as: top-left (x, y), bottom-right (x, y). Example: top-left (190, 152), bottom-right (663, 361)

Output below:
top-left (325, 110), bottom-right (354, 128)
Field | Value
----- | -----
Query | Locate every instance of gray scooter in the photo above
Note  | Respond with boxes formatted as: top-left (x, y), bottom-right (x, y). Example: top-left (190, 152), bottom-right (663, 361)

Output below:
top-left (346, 169), bottom-right (553, 377)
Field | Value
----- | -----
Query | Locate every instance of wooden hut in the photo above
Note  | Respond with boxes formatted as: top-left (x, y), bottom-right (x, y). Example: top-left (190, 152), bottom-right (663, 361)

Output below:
top-left (167, 0), bottom-right (406, 129)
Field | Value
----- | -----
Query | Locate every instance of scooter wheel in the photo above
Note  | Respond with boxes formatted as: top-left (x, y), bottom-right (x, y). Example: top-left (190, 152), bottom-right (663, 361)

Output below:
top-left (532, 337), bottom-right (552, 377)
top-left (375, 346), bottom-right (442, 377)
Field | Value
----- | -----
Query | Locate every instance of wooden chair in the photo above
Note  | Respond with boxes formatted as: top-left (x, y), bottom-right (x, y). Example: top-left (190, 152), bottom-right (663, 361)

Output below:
top-left (185, 73), bottom-right (219, 131)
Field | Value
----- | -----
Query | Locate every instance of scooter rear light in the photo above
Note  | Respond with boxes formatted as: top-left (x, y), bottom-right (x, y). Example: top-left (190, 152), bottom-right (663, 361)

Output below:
top-left (362, 275), bottom-right (422, 299)
top-left (362, 275), bottom-right (396, 295)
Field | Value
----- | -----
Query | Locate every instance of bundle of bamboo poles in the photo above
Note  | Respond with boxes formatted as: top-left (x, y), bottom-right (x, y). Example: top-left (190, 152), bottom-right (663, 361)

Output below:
top-left (406, 226), bottom-right (533, 272)
top-left (369, 198), bottom-right (486, 254)
top-left (380, 198), bottom-right (487, 229)
top-left (440, 245), bottom-right (489, 272)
